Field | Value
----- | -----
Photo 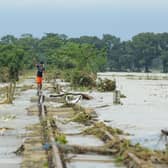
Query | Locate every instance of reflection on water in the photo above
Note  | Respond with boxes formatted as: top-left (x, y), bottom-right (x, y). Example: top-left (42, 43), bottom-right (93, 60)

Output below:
top-left (82, 72), bottom-right (168, 150)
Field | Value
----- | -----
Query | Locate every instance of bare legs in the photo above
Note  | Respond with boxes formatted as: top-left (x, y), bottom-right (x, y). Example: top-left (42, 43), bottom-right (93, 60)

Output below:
top-left (37, 83), bottom-right (42, 95)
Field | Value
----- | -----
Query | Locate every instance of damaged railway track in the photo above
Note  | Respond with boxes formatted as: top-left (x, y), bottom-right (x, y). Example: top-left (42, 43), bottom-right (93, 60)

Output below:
top-left (21, 93), bottom-right (64, 168)
top-left (22, 91), bottom-right (122, 168)
top-left (39, 94), bottom-right (64, 168)
top-left (21, 88), bottom-right (168, 168)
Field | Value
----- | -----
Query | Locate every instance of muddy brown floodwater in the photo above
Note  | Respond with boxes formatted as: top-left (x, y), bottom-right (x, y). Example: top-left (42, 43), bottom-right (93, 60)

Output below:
top-left (82, 72), bottom-right (168, 150)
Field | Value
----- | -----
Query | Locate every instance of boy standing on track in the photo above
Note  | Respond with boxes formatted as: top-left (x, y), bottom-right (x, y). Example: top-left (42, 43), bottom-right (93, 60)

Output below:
top-left (36, 61), bottom-right (45, 95)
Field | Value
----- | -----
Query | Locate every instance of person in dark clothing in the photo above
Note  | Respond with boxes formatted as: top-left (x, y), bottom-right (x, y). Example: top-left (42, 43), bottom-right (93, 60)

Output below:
top-left (36, 61), bottom-right (45, 95)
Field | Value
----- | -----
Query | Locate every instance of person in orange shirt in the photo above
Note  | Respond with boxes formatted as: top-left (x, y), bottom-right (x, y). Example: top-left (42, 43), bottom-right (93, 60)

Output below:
top-left (36, 61), bottom-right (45, 95)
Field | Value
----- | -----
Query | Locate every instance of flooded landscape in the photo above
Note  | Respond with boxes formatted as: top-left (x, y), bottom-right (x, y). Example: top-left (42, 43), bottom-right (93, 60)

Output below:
top-left (1, 0), bottom-right (168, 167)
top-left (0, 80), bottom-right (38, 168)
top-left (82, 72), bottom-right (168, 150)
top-left (0, 73), bottom-right (168, 168)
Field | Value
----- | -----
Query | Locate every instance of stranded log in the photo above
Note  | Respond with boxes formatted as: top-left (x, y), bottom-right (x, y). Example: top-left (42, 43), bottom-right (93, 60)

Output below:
top-left (58, 144), bottom-right (118, 155)
top-left (50, 93), bottom-right (93, 100)
top-left (161, 129), bottom-right (168, 136)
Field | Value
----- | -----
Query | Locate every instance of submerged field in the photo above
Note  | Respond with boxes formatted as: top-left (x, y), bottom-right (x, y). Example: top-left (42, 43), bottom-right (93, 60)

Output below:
top-left (0, 72), bottom-right (168, 168)
top-left (82, 72), bottom-right (168, 150)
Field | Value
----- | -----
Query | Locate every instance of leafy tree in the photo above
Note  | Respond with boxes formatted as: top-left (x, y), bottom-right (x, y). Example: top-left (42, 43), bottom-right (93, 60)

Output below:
top-left (49, 42), bottom-right (106, 72)
top-left (1, 32), bottom-right (168, 77)
top-left (131, 33), bottom-right (158, 72)
top-left (156, 33), bottom-right (168, 72)
top-left (16, 34), bottom-right (39, 68)
top-left (160, 51), bottom-right (168, 72)
top-left (0, 44), bottom-right (24, 81)
top-left (1, 35), bottom-right (17, 45)
top-left (102, 34), bottom-right (121, 71)
top-left (69, 36), bottom-right (104, 49)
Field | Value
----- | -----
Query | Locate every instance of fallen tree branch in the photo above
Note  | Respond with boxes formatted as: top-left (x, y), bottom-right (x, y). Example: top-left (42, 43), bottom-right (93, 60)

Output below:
top-left (50, 93), bottom-right (93, 100)
top-left (65, 95), bottom-right (82, 105)
top-left (127, 152), bottom-right (154, 168)
top-left (161, 129), bottom-right (168, 136)
top-left (58, 144), bottom-right (118, 155)
top-left (127, 153), bottom-right (142, 165)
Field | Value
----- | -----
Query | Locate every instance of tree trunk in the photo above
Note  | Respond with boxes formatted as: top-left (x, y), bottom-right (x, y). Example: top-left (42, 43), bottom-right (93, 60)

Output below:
top-left (163, 63), bottom-right (168, 73)
top-left (6, 81), bottom-right (16, 104)
top-left (145, 64), bottom-right (149, 73)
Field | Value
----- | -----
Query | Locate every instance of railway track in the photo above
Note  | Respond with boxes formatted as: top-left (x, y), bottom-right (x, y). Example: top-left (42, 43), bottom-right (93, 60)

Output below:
top-left (38, 94), bottom-right (64, 168)
top-left (21, 89), bottom-right (168, 168)
top-left (22, 91), bottom-right (120, 168)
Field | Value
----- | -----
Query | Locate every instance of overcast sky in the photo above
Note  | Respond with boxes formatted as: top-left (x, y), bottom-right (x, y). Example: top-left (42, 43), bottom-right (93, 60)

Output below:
top-left (0, 0), bottom-right (168, 40)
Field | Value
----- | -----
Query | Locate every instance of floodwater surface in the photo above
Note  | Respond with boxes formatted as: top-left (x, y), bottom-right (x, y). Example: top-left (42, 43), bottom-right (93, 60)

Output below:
top-left (0, 80), bottom-right (38, 168)
top-left (82, 72), bottom-right (168, 150)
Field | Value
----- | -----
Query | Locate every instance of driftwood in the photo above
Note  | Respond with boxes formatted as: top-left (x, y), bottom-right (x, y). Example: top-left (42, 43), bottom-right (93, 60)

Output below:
top-left (127, 152), bottom-right (153, 168)
top-left (101, 129), bottom-right (115, 141)
top-left (160, 129), bottom-right (168, 142)
top-left (50, 93), bottom-right (93, 100)
top-left (127, 153), bottom-right (142, 165)
top-left (14, 144), bottom-right (25, 155)
top-left (0, 127), bottom-right (14, 136)
top-left (30, 96), bottom-right (65, 103)
top-left (161, 129), bottom-right (168, 136)
top-left (58, 144), bottom-right (118, 155)
top-left (65, 95), bottom-right (82, 105)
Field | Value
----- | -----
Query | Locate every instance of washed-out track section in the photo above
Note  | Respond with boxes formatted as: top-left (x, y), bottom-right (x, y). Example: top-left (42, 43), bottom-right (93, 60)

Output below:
top-left (22, 93), bottom-right (123, 168)
top-left (22, 93), bottom-right (168, 168)
top-left (21, 93), bottom-right (65, 168)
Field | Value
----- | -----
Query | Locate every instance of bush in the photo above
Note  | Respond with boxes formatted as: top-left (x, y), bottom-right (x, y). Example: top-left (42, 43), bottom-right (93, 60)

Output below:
top-left (63, 70), bottom-right (72, 82)
top-left (45, 69), bottom-right (61, 82)
top-left (55, 133), bottom-right (67, 144)
top-left (71, 71), bottom-right (96, 88)
top-left (97, 78), bottom-right (116, 91)
top-left (0, 67), bottom-right (9, 82)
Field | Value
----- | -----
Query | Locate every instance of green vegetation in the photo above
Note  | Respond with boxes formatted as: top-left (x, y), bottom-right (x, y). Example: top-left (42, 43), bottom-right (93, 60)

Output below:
top-left (2, 32), bottom-right (168, 101)
top-left (83, 122), bottom-right (124, 138)
top-left (120, 93), bottom-right (127, 98)
top-left (71, 111), bottom-right (92, 124)
top-left (1, 32), bottom-right (168, 86)
top-left (97, 78), bottom-right (116, 91)
top-left (83, 122), bottom-right (168, 167)
top-left (115, 156), bottom-right (125, 163)
top-left (70, 70), bottom-right (96, 88)
top-left (43, 162), bottom-right (49, 168)
top-left (55, 133), bottom-right (68, 144)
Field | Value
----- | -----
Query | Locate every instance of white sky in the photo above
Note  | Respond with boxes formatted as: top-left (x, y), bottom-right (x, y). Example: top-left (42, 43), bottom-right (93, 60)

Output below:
top-left (0, 0), bottom-right (168, 40)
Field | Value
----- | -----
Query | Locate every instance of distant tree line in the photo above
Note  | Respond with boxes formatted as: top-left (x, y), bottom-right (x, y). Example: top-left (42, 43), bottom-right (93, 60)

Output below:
top-left (70, 33), bottom-right (168, 73)
top-left (1, 32), bottom-right (168, 82)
